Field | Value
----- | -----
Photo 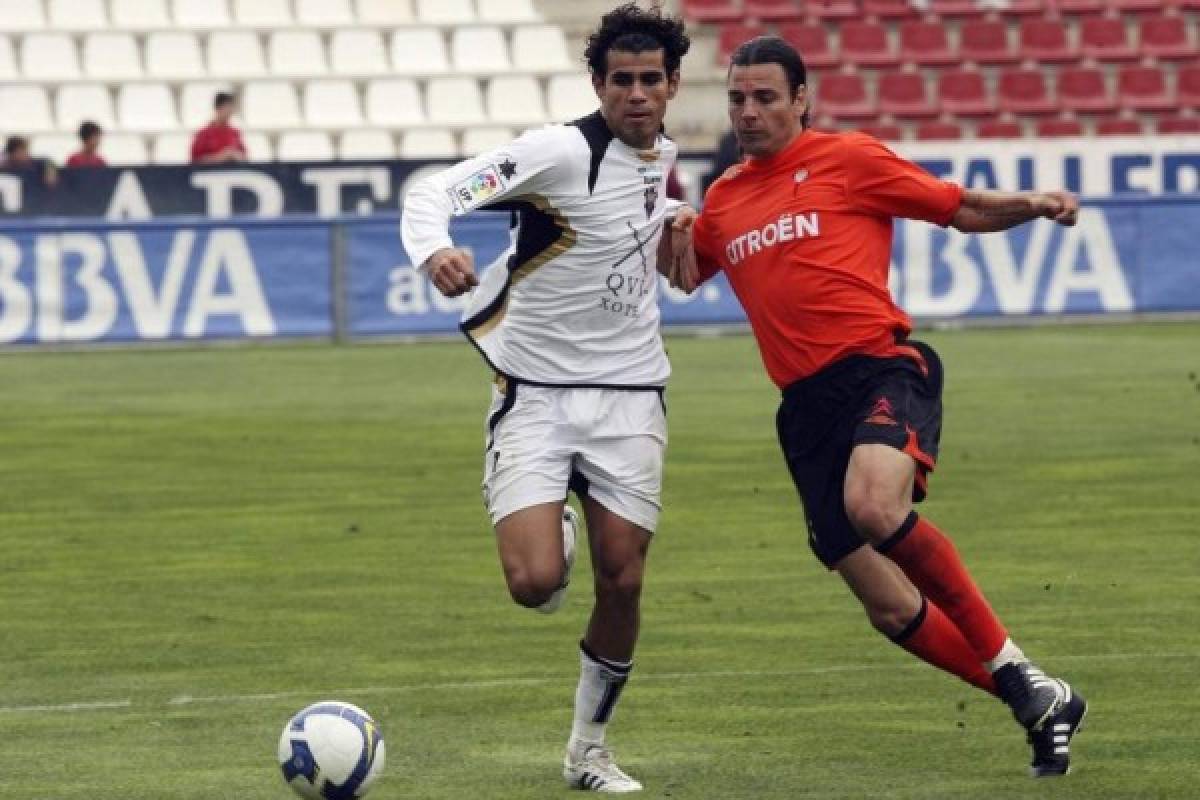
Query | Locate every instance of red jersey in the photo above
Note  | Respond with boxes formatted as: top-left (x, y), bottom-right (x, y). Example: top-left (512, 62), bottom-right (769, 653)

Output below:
top-left (693, 130), bottom-right (963, 388)
top-left (190, 122), bottom-right (246, 162)
top-left (65, 151), bottom-right (107, 167)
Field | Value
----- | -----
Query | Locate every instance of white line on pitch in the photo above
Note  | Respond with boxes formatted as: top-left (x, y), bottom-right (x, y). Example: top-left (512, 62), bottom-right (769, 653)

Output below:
top-left (0, 700), bottom-right (132, 715)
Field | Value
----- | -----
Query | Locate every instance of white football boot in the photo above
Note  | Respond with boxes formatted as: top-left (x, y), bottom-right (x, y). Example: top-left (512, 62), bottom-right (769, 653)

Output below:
top-left (563, 741), bottom-right (643, 793)
top-left (536, 505), bottom-right (578, 614)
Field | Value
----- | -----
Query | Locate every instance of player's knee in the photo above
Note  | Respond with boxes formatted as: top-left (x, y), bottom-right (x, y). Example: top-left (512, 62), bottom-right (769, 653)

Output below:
top-left (845, 488), bottom-right (909, 544)
top-left (503, 565), bottom-right (561, 609)
top-left (863, 599), bottom-right (916, 638)
top-left (593, 561), bottom-right (644, 605)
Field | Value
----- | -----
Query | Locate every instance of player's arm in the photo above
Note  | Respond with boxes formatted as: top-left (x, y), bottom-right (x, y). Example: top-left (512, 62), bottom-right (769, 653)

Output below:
top-left (656, 204), bottom-right (697, 280)
top-left (950, 189), bottom-right (1078, 233)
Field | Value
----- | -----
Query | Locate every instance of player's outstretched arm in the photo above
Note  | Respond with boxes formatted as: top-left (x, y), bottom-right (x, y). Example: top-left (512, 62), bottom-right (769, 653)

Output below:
top-left (657, 207), bottom-right (700, 292)
top-left (950, 189), bottom-right (1078, 233)
top-left (423, 247), bottom-right (478, 298)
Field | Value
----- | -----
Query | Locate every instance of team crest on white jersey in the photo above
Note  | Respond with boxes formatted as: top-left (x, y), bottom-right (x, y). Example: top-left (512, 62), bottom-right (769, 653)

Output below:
top-left (449, 163), bottom-right (509, 211)
top-left (643, 185), bottom-right (658, 218)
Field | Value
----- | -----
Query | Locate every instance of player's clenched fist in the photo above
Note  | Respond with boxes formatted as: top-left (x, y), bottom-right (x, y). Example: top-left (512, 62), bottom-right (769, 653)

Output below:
top-left (425, 247), bottom-right (479, 297)
top-left (1035, 190), bottom-right (1079, 226)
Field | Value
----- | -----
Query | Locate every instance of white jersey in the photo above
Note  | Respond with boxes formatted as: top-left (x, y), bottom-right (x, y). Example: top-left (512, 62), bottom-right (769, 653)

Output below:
top-left (402, 111), bottom-right (678, 387)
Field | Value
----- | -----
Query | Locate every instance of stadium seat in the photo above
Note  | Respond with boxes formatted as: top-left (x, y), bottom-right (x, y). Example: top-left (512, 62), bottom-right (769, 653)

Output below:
top-left (1057, 66), bottom-right (1115, 113)
top-left (242, 81), bottom-right (303, 130)
top-left (20, 33), bottom-right (80, 80)
top-left (365, 79), bottom-right (425, 126)
top-left (927, 0), bottom-right (985, 17)
top-left (1138, 16), bottom-right (1196, 61)
top-left (400, 129), bottom-right (458, 158)
top-left (670, 83), bottom-right (731, 132)
top-left (486, 75), bottom-right (547, 125)
top-left (718, 24), bottom-right (768, 63)
top-left (331, 30), bottom-right (389, 75)
top-left (356, 0), bottom-right (414, 24)
top-left (49, 0), bottom-right (108, 29)
top-left (476, 0), bottom-right (539, 22)
top-left (415, 0), bottom-right (474, 24)
top-left (104, 133), bottom-right (148, 166)
top-left (511, 26), bottom-right (571, 71)
top-left (277, 131), bottom-right (335, 162)
top-left (1179, 65), bottom-right (1200, 108)
top-left (742, 0), bottom-right (806, 23)
top-left (976, 119), bottom-right (1024, 137)
top-left (997, 69), bottom-right (1056, 115)
top-left (208, 31), bottom-right (268, 78)
top-left (878, 73), bottom-right (937, 118)
top-left (998, 0), bottom-right (1045, 14)
top-left (862, 0), bottom-right (920, 19)
top-left (462, 127), bottom-right (515, 156)
top-left (807, 0), bottom-right (860, 20)
top-left (1118, 65), bottom-right (1173, 112)
top-left (151, 132), bottom-right (192, 164)
top-left (1156, 115), bottom-right (1200, 134)
top-left (298, 0), bottom-right (354, 26)
top-left (111, 0), bottom-right (169, 29)
top-left (1035, 116), bottom-right (1084, 137)
top-left (82, 33), bottom-right (141, 80)
top-left (146, 32), bottom-right (206, 80)
top-left (426, 76), bottom-right (486, 126)
top-left (839, 22), bottom-right (898, 67)
top-left (1053, 0), bottom-right (1104, 14)
top-left (778, 24), bottom-right (837, 69)
top-left (269, 31), bottom-right (328, 77)
top-left (1079, 17), bottom-right (1138, 62)
top-left (31, 133), bottom-right (77, 164)
top-left (1108, 0), bottom-right (1163, 12)
top-left (242, 131), bottom-right (272, 161)
top-left (172, 0), bottom-right (231, 29)
top-left (0, 0), bottom-right (45, 31)
top-left (391, 29), bottom-right (449, 75)
top-left (339, 129), bottom-right (396, 159)
top-left (959, 20), bottom-right (1018, 65)
top-left (815, 73), bottom-right (875, 119)
top-left (0, 36), bottom-right (15, 80)
top-left (898, 22), bottom-right (957, 66)
top-left (681, 0), bottom-right (743, 24)
top-left (181, 82), bottom-right (230, 128)
top-left (55, 84), bottom-right (115, 130)
top-left (547, 73), bottom-right (597, 120)
top-left (915, 121), bottom-right (964, 140)
top-left (937, 69), bottom-right (994, 116)
top-left (117, 84), bottom-right (178, 132)
top-left (1017, 19), bottom-right (1078, 63)
top-left (303, 80), bottom-right (364, 128)
top-left (233, 0), bottom-right (292, 26)
top-left (1095, 116), bottom-right (1143, 135)
top-left (0, 86), bottom-right (54, 131)
top-left (452, 27), bottom-right (510, 73)
top-left (858, 123), bottom-right (903, 140)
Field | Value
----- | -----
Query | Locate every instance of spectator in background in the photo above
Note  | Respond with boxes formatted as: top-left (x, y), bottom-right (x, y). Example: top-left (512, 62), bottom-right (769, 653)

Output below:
top-left (66, 121), bottom-right (107, 167)
top-left (2, 135), bottom-right (34, 168)
top-left (190, 91), bottom-right (248, 164)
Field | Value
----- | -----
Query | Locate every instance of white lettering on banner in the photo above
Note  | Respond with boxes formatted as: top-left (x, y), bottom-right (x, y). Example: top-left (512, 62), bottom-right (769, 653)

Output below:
top-left (903, 226), bottom-right (981, 316)
top-left (0, 237), bottom-right (31, 340)
top-left (109, 231), bottom-right (193, 338)
top-left (105, 171), bottom-right (153, 220)
top-left (183, 230), bottom-right (275, 337)
top-left (387, 266), bottom-right (470, 315)
top-left (0, 175), bottom-right (21, 213)
top-left (36, 234), bottom-right (119, 341)
top-left (191, 171), bottom-right (285, 218)
top-left (725, 212), bottom-right (820, 265)
top-left (1044, 209), bottom-right (1133, 312)
top-left (301, 168), bottom-right (391, 217)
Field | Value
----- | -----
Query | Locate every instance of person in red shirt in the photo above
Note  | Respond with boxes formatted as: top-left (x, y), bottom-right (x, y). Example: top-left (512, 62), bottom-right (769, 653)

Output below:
top-left (668, 36), bottom-right (1087, 778)
top-left (190, 91), bottom-right (248, 164)
top-left (65, 121), bottom-right (107, 168)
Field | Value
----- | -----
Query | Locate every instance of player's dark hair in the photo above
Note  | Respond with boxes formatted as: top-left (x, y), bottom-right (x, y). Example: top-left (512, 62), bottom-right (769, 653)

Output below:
top-left (79, 121), bottom-right (102, 141)
top-left (729, 35), bottom-right (810, 127)
top-left (214, 91), bottom-right (236, 110)
top-left (584, 2), bottom-right (690, 78)
top-left (3, 135), bottom-right (28, 156)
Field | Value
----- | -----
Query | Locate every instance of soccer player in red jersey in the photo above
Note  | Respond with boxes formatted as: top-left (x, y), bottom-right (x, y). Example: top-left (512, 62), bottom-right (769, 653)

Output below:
top-left (190, 91), bottom-right (248, 164)
top-left (669, 36), bottom-right (1088, 777)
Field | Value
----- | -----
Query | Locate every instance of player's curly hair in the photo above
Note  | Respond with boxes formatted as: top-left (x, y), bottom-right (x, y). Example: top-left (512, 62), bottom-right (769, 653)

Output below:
top-left (584, 2), bottom-right (691, 77)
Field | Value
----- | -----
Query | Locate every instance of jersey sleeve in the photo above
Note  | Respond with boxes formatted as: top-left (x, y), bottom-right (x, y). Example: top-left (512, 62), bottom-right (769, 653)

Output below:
top-left (691, 207), bottom-right (725, 285)
top-left (842, 133), bottom-right (963, 227)
top-left (401, 127), bottom-right (574, 271)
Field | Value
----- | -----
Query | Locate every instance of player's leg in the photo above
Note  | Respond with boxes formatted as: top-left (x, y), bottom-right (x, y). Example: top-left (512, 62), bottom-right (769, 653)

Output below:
top-left (494, 501), bottom-right (577, 611)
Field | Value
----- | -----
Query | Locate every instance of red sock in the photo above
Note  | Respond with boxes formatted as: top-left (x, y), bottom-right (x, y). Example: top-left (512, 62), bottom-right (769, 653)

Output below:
top-left (893, 597), bottom-right (997, 694)
top-left (880, 513), bottom-right (1008, 663)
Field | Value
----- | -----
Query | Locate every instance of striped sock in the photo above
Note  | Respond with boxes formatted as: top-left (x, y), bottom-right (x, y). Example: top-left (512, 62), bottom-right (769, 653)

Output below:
top-left (571, 640), bottom-right (632, 746)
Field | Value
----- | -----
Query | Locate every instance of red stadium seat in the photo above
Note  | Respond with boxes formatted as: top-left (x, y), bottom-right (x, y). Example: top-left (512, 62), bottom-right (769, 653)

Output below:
top-left (815, 72), bottom-right (876, 119)
top-left (977, 119), bottom-right (1024, 138)
top-left (1179, 65), bottom-right (1200, 108)
top-left (937, 69), bottom-right (995, 117)
top-left (1138, 16), bottom-right (1197, 61)
top-left (959, 20), bottom-right (1018, 65)
top-left (839, 21), bottom-right (898, 67)
top-left (1036, 117), bottom-right (1085, 137)
top-left (861, 0), bottom-right (919, 18)
top-left (779, 24), bottom-right (839, 68)
top-left (1057, 66), bottom-right (1116, 113)
top-left (1004, 0), bottom-right (1046, 15)
top-left (681, 0), bottom-right (743, 24)
top-left (898, 21), bottom-right (958, 66)
top-left (858, 122), bottom-right (904, 140)
top-left (1157, 115), bottom-right (1200, 134)
top-left (1095, 116), bottom-right (1143, 135)
top-left (1117, 65), bottom-right (1174, 112)
top-left (915, 120), bottom-right (964, 140)
top-left (743, 0), bottom-right (806, 22)
top-left (1109, 0), bottom-right (1167, 13)
top-left (997, 69), bottom-right (1057, 115)
top-left (1051, 0), bottom-right (1104, 14)
top-left (1018, 19), bottom-right (1078, 63)
top-left (806, 0), bottom-right (860, 20)
top-left (928, 0), bottom-right (985, 17)
top-left (718, 23), bottom-right (768, 62)
top-left (1079, 17), bottom-right (1138, 62)
top-left (878, 72), bottom-right (937, 118)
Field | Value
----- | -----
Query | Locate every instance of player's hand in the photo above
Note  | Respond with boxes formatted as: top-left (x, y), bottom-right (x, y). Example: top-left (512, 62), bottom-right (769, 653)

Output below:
top-left (1035, 191), bottom-right (1079, 226)
top-left (664, 207), bottom-right (700, 293)
top-left (425, 247), bottom-right (479, 297)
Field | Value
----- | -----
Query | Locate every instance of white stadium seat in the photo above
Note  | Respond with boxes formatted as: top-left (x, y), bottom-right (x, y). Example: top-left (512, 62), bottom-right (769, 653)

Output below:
top-left (151, 132), bottom-right (192, 164)
top-left (304, 80), bottom-right (363, 128)
top-left (21, 33), bottom-right (80, 80)
top-left (48, 0), bottom-right (109, 29)
top-left (391, 29), bottom-right (448, 75)
top-left (0, 36), bottom-right (16, 79)
top-left (400, 129), bottom-right (457, 158)
top-left (0, 87), bottom-right (54, 132)
top-left (486, 76), bottom-right (546, 125)
top-left (0, 0), bottom-right (45, 32)
top-left (451, 27), bottom-right (509, 74)
top-left (364, 79), bottom-right (424, 126)
top-left (296, 0), bottom-right (354, 26)
top-left (208, 31), bottom-right (267, 78)
top-left (146, 32), bottom-right (206, 79)
top-left (117, 84), bottom-right (178, 132)
top-left (242, 131), bottom-right (273, 161)
top-left (242, 81), bottom-right (302, 130)
top-left (547, 73), bottom-right (596, 121)
top-left (55, 84), bottom-right (115, 130)
top-left (512, 26), bottom-right (571, 71)
top-left (356, 0), bottom-right (413, 24)
top-left (82, 33), bottom-right (142, 80)
top-left (339, 129), bottom-right (396, 160)
top-left (331, 30), bottom-right (389, 76)
top-left (415, 0), bottom-right (473, 24)
top-left (111, 0), bottom-right (169, 30)
top-left (462, 127), bottom-right (514, 156)
top-left (104, 133), bottom-right (148, 165)
top-left (426, 76), bottom-right (486, 126)
top-left (172, 0), bottom-right (232, 29)
top-left (181, 82), bottom-right (230, 127)
top-left (277, 131), bottom-right (335, 161)
top-left (268, 31), bottom-right (328, 77)
top-left (233, 0), bottom-right (292, 27)
top-left (477, 0), bottom-right (539, 22)
top-left (31, 134), bottom-right (78, 165)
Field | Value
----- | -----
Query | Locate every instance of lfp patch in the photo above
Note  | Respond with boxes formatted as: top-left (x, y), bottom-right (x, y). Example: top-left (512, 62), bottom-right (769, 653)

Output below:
top-left (450, 165), bottom-right (507, 211)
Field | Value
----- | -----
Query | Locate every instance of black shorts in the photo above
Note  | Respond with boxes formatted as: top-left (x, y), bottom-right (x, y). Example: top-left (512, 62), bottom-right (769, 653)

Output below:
top-left (775, 340), bottom-right (944, 569)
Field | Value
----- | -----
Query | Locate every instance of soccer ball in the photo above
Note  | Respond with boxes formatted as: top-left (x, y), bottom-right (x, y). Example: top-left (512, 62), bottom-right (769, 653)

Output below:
top-left (277, 701), bottom-right (386, 800)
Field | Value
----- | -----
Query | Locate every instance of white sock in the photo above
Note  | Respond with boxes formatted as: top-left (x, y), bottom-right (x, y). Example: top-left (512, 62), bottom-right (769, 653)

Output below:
top-left (985, 637), bottom-right (1027, 673)
top-left (570, 641), bottom-right (632, 748)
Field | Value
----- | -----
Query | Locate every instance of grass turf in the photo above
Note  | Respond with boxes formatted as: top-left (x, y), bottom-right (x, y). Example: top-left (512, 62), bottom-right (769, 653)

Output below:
top-left (0, 322), bottom-right (1197, 799)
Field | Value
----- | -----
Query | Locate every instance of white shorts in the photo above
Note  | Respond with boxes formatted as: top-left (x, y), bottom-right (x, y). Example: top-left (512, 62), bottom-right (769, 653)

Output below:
top-left (481, 382), bottom-right (667, 533)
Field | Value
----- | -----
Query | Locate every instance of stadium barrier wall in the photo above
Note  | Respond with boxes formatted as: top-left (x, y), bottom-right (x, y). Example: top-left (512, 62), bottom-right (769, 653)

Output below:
top-left (0, 194), bottom-right (1196, 345)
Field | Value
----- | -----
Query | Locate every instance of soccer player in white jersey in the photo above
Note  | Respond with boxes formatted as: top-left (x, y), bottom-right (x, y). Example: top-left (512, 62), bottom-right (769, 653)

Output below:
top-left (401, 4), bottom-right (691, 793)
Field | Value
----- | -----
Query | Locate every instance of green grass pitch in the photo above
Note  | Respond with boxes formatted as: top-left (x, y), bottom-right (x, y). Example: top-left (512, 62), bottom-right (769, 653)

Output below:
top-left (1, 322), bottom-right (1198, 799)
